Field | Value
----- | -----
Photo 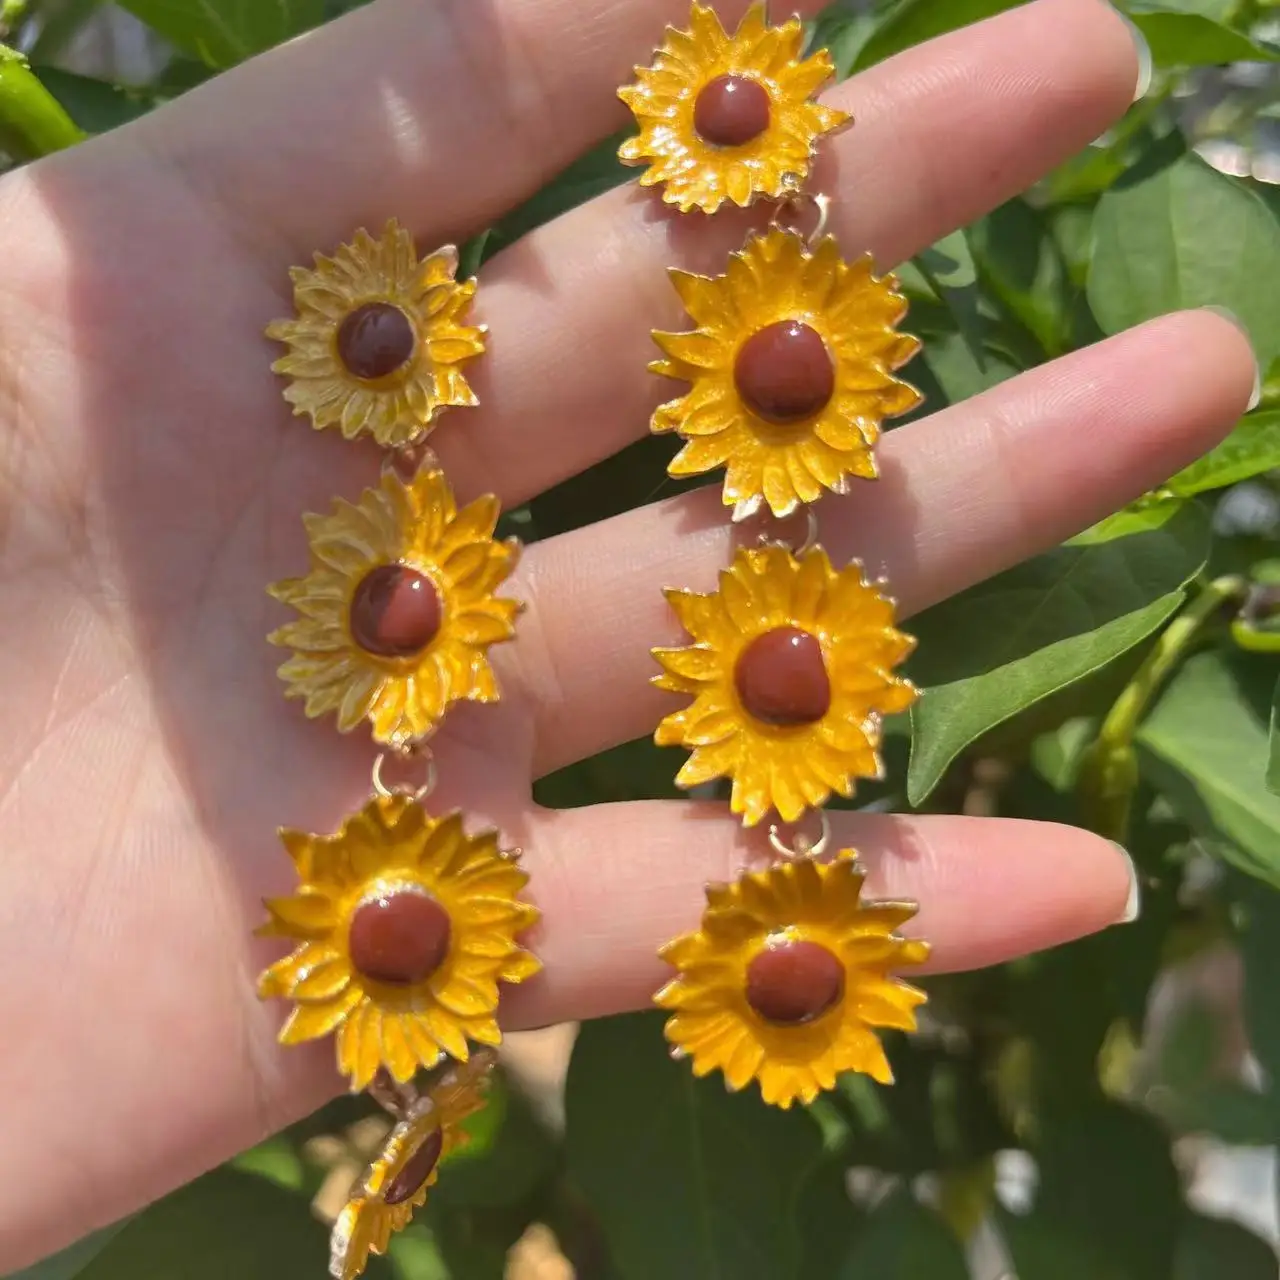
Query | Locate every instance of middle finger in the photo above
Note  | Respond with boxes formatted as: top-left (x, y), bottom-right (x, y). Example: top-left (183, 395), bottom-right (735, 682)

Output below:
top-left (434, 0), bottom-right (1141, 502)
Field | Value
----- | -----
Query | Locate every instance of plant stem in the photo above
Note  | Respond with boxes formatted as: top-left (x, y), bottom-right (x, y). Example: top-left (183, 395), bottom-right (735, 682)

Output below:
top-left (1077, 575), bottom-right (1248, 842)
top-left (0, 44), bottom-right (84, 161)
top-left (1099, 576), bottom-right (1249, 748)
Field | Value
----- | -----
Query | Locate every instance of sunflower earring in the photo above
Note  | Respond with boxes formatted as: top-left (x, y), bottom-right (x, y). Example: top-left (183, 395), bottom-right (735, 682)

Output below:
top-left (256, 221), bottom-right (539, 1276)
top-left (620, 3), bottom-right (930, 1106)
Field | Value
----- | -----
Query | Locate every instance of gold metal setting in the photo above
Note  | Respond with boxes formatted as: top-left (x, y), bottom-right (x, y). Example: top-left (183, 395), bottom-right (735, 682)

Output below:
top-left (651, 225), bottom-right (921, 519)
top-left (330, 1053), bottom-right (495, 1279)
top-left (656, 854), bottom-right (929, 1106)
top-left (653, 544), bottom-right (918, 826)
top-left (269, 466), bottom-right (521, 747)
top-left (267, 220), bottom-right (485, 448)
top-left (257, 794), bottom-right (540, 1092)
top-left (618, 2), bottom-right (849, 213)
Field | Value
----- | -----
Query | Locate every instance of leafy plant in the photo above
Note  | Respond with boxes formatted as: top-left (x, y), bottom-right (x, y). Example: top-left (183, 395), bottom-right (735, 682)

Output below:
top-left (5, 0), bottom-right (1280, 1277)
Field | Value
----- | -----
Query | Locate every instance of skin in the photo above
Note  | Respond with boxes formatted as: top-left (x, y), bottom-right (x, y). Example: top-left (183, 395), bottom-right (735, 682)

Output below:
top-left (0, 0), bottom-right (1259, 1267)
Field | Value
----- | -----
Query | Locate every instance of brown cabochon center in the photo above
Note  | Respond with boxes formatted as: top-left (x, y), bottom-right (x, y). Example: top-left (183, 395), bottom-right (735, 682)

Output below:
top-left (349, 565), bottom-right (442, 659)
top-left (336, 301), bottom-right (417, 381)
top-left (734, 627), bottom-right (831, 726)
top-left (734, 321), bottom-right (835, 425)
top-left (693, 74), bottom-right (771, 148)
top-left (348, 890), bottom-right (451, 986)
top-left (746, 938), bottom-right (845, 1025)
top-left (382, 1127), bottom-right (445, 1205)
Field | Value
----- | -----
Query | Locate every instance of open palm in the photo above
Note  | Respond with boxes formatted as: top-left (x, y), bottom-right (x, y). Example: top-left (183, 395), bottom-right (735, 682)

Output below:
top-left (0, 0), bottom-right (1257, 1268)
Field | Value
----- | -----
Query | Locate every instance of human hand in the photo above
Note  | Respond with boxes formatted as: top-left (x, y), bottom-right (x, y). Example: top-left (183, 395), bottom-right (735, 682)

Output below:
top-left (0, 0), bottom-right (1257, 1268)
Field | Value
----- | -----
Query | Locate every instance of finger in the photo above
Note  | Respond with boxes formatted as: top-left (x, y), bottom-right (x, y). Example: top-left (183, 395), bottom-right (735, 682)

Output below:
top-left (432, 0), bottom-right (1142, 505)
top-left (503, 804), bottom-right (1137, 1026)
top-left (515, 309), bottom-right (1258, 775)
top-left (129, 0), bottom-right (827, 254)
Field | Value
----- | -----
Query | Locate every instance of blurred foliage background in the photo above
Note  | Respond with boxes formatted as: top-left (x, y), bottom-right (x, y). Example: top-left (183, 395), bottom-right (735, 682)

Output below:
top-left (6, 0), bottom-right (1280, 1276)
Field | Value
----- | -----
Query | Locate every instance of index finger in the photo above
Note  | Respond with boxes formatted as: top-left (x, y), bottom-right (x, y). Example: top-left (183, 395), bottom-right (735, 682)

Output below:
top-left (129, 0), bottom-right (829, 257)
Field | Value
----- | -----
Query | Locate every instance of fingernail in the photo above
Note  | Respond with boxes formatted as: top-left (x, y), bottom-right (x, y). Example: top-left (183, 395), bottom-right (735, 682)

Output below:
top-left (1104, 4), bottom-right (1152, 102)
top-left (1201, 306), bottom-right (1262, 411)
top-left (1112, 843), bottom-right (1141, 924)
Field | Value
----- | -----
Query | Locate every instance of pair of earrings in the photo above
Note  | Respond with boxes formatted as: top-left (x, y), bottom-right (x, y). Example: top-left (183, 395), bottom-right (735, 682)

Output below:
top-left (255, 4), bottom-right (929, 1276)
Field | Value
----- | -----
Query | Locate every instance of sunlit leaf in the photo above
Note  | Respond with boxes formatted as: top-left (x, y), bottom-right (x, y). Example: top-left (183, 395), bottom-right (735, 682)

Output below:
top-left (852, 0), bottom-right (1023, 71)
top-left (1138, 652), bottom-right (1280, 886)
top-left (1166, 411), bottom-right (1280, 497)
top-left (908, 503), bottom-right (1210, 805)
top-left (1089, 151), bottom-right (1280, 370)
top-left (1131, 12), bottom-right (1279, 67)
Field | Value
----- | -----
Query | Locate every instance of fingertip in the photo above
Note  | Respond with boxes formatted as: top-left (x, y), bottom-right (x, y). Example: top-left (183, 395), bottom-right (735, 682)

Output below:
top-left (864, 815), bottom-right (1137, 973)
top-left (1197, 306), bottom-right (1263, 413)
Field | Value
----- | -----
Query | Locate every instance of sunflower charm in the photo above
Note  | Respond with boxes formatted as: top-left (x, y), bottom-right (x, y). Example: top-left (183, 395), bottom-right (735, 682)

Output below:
top-left (269, 466), bottom-right (521, 747)
top-left (266, 220), bottom-right (485, 448)
top-left (257, 794), bottom-right (540, 1091)
top-left (331, 1054), bottom-right (494, 1280)
top-left (618, 3), bottom-right (849, 213)
top-left (652, 226), bottom-right (921, 519)
top-left (656, 854), bottom-right (928, 1107)
top-left (654, 544), bottom-right (917, 826)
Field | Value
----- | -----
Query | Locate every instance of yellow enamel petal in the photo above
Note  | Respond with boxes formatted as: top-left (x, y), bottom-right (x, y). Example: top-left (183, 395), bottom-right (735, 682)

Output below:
top-left (279, 986), bottom-right (362, 1044)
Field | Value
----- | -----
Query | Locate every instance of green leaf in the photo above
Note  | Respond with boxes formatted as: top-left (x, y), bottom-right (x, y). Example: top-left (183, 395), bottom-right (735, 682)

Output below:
top-left (914, 230), bottom-right (985, 368)
top-left (8, 1223), bottom-right (133, 1280)
top-left (77, 1167), bottom-right (372, 1279)
top-left (430, 1070), bottom-right (557, 1209)
top-left (115, 0), bottom-right (324, 68)
top-left (851, 0), bottom-right (1023, 71)
top-left (1269, 677), bottom-right (1280, 795)
top-left (1130, 13), bottom-right (1278, 67)
top-left (1129, 0), bottom-right (1234, 19)
top-left (838, 1188), bottom-right (967, 1278)
top-left (970, 199), bottom-right (1071, 357)
top-left (911, 327), bottom-right (1020, 408)
top-left (1012, 1101), bottom-right (1181, 1280)
top-left (1166, 411), bottom-right (1280, 496)
top-left (1089, 152), bottom-right (1280, 371)
top-left (29, 68), bottom-right (154, 133)
top-left (834, 1037), bottom-right (1016, 1176)
top-left (1074, 496), bottom-right (1187, 545)
top-left (808, 6), bottom-right (878, 76)
top-left (565, 1012), bottom-right (822, 1280)
top-left (795, 1160), bottom-right (864, 1280)
top-left (1174, 1213), bottom-right (1279, 1280)
top-left (1235, 871), bottom-right (1280, 1122)
top-left (907, 503), bottom-right (1210, 805)
top-left (1137, 651), bottom-right (1280, 887)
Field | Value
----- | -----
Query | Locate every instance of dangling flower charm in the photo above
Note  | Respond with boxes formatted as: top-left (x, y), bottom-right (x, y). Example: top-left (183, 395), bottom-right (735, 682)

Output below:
top-left (269, 466), bottom-right (521, 747)
top-left (653, 544), bottom-right (917, 826)
top-left (257, 795), bottom-right (540, 1091)
top-left (618, 2), bottom-right (849, 214)
top-left (266, 220), bottom-right (485, 447)
top-left (657, 854), bottom-right (928, 1106)
top-left (330, 1054), bottom-right (495, 1280)
top-left (652, 226), bottom-right (921, 519)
